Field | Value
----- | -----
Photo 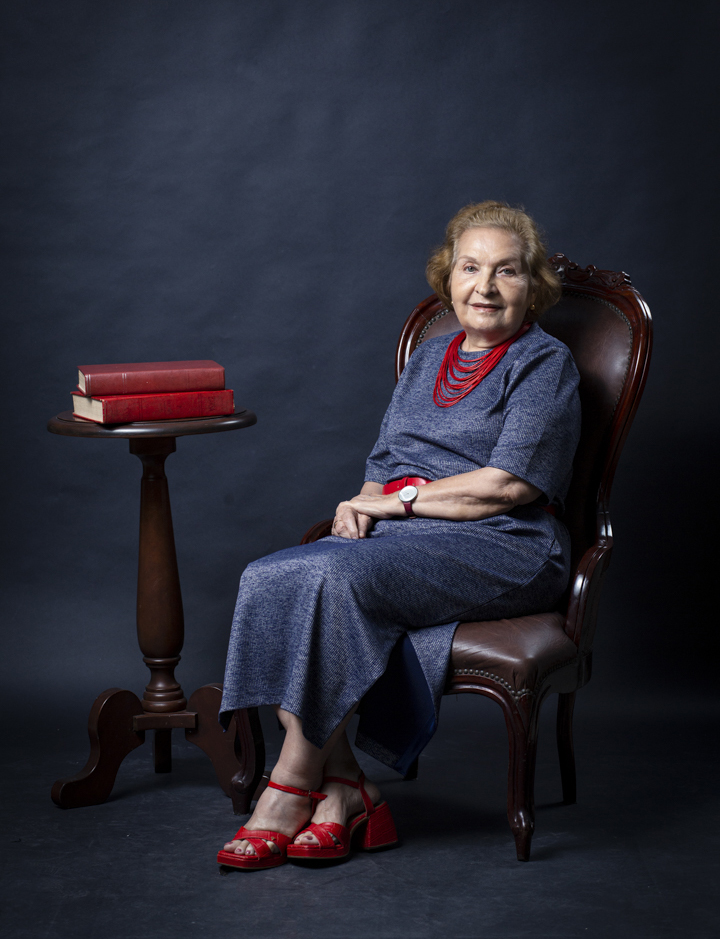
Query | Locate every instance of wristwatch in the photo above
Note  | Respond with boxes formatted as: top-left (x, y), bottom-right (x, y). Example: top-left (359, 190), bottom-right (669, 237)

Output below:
top-left (397, 485), bottom-right (419, 517)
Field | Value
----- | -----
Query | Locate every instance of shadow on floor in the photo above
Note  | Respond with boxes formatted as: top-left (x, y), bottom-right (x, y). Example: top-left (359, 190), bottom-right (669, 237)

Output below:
top-left (2, 688), bottom-right (719, 939)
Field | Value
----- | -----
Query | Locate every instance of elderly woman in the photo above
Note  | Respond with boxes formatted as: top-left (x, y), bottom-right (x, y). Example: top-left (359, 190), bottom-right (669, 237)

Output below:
top-left (217, 201), bottom-right (580, 870)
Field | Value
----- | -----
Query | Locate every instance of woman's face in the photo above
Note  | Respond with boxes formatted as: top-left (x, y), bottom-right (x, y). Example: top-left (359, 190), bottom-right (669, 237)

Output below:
top-left (449, 227), bottom-right (535, 351)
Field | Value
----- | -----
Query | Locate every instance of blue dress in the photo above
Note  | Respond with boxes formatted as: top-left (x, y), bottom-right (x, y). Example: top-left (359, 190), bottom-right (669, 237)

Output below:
top-left (220, 324), bottom-right (581, 774)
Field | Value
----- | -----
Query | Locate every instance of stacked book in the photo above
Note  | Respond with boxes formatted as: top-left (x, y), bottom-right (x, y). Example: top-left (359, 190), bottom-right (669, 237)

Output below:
top-left (71, 360), bottom-right (235, 424)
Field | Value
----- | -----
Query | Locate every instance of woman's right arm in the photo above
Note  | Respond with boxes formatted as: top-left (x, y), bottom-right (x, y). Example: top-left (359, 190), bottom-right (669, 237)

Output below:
top-left (332, 481), bottom-right (383, 539)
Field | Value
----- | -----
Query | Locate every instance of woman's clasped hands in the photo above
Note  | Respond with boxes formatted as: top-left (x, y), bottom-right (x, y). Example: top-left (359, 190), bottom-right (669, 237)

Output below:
top-left (331, 484), bottom-right (398, 539)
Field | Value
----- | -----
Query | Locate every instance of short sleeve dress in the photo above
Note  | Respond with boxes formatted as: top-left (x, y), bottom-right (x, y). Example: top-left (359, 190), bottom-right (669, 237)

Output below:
top-left (220, 323), bottom-right (581, 775)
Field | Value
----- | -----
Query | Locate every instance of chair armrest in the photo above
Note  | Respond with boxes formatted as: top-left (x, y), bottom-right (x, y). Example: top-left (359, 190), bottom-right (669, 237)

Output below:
top-left (564, 540), bottom-right (613, 655)
top-left (300, 518), bottom-right (334, 544)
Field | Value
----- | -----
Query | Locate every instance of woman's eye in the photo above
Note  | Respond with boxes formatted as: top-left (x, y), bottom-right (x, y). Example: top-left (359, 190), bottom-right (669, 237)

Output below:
top-left (463, 265), bottom-right (477, 273)
top-left (498, 267), bottom-right (516, 276)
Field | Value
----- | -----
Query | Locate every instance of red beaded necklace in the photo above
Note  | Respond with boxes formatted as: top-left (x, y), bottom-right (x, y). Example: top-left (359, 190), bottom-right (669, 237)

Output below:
top-left (433, 322), bottom-right (531, 407)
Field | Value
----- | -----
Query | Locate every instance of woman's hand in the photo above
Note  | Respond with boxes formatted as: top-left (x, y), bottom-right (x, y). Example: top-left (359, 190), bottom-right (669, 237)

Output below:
top-left (332, 492), bottom-right (403, 538)
top-left (331, 481), bottom-right (398, 539)
top-left (331, 501), bottom-right (376, 539)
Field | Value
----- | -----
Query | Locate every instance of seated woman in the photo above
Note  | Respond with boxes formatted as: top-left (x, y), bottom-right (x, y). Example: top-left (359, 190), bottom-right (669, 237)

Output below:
top-left (217, 200), bottom-right (581, 870)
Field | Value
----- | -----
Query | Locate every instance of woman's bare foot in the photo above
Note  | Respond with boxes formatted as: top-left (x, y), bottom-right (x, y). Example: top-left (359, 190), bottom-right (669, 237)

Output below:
top-left (293, 774), bottom-right (382, 846)
top-left (223, 775), bottom-right (319, 857)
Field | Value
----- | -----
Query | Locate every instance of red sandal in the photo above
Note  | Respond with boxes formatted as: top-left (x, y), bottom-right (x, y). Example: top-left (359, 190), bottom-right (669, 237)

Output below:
top-left (216, 781), bottom-right (327, 871)
top-left (286, 772), bottom-right (398, 861)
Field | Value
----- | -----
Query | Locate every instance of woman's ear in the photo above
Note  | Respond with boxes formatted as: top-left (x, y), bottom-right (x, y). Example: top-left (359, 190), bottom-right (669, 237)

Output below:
top-left (525, 283), bottom-right (538, 319)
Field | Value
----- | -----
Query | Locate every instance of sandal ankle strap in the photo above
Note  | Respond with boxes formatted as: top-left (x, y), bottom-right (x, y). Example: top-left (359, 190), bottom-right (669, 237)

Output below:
top-left (268, 780), bottom-right (327, 802)
top-left (322, 772), bottom-right (374, 815)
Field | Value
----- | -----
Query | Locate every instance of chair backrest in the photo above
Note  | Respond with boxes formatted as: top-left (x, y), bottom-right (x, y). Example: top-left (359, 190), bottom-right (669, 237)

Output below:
top-left (396, 254), bottom-right (652, 657)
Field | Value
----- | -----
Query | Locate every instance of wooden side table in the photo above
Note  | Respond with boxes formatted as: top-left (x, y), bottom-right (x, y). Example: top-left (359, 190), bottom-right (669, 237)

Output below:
top-left (47, 410), bottom-right (264, 814)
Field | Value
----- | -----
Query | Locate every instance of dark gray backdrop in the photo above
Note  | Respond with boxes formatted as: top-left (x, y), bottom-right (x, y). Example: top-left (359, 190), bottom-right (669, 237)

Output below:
top-left (2, 0), bottom-right (718, 709)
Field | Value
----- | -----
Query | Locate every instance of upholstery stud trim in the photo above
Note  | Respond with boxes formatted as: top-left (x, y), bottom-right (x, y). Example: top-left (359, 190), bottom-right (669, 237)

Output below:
top-left (451, 655), bottom-right (579, 701)
top-left (416, 309), bottom-right (449, 346)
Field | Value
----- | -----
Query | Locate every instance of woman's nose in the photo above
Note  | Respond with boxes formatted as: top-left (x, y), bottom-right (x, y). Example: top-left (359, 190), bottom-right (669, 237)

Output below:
top-left (474, 272), bottom-right (496, 295)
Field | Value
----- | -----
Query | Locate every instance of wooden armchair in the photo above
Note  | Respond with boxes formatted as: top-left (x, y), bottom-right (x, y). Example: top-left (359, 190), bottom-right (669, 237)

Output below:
top-left (229, 256), bottom-right (653, 860)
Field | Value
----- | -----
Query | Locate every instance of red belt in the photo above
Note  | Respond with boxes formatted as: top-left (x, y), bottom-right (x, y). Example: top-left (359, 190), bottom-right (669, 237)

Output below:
top-left (382, 476), bottom-right (431, 494)
top-left (383, 475), bottom-right (556, 515)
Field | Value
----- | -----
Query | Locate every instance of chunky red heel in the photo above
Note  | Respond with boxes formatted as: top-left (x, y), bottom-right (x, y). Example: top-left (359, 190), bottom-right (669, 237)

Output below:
top-left (286, 772), bottom-right (398, 861)
top-left (360, 799), bottom-right (398, 850)
top-left (217, 781), bottom-right (327, 871)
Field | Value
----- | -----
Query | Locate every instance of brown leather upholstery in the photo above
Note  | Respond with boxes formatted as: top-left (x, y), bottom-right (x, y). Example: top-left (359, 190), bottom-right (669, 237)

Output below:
top-left (451, 614), bottom-right (579, 700)
top-left (542, 295), bottom-right (633, 561)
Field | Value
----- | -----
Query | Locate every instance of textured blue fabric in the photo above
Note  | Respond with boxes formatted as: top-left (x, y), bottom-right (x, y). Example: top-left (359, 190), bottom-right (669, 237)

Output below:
top-left (365, 323), bottom-right (580, 511)
top-left (220, 324), bottom-right (581, 772)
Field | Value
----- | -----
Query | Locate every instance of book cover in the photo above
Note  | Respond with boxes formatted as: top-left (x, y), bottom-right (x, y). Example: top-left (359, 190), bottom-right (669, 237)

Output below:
top-left (77, 360), bottom-right (225, 396)
top-left (71, 389), bottom-right (235, 424)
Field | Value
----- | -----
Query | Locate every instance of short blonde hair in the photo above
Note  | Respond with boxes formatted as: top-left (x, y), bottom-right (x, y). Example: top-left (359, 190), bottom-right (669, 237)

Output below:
top-left (426, 201), bottom-right (562, 321)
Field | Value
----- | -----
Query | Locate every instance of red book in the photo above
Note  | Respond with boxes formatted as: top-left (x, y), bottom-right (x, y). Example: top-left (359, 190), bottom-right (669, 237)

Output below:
top-left (76, 360), bottom-right (225, 396)
top-left (71, 389), bottom-right (235, 424)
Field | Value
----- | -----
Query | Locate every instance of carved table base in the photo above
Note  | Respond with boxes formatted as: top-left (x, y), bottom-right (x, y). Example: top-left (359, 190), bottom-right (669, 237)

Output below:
top-left (47, 411), bottom-right (260, 814)
top-left (51, 685), bottom-right (265, 815)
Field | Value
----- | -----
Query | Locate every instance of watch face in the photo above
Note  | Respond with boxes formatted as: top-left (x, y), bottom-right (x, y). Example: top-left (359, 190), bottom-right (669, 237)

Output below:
top-left (398, 485), bottom-right (418, 503)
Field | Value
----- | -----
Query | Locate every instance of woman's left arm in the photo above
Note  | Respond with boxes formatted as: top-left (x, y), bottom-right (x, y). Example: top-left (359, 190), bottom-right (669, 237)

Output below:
top-left (348, 468), bottom-right (541, 522)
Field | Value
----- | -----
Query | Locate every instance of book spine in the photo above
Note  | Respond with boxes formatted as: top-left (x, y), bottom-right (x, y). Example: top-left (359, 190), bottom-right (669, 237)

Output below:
top-left (82, 365), bottom-right (225, 396)
top-left (75, 390), bottom-right (235, 423)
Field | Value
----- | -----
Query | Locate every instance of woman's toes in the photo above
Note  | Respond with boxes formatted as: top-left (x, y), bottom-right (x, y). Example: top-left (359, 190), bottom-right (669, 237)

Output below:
top-left (238, 839), bottom-right (277, 855)
top-left (294, 828), bottom-right (340, 846)
top-left (223, 838), bottom-right (260, 856)
top-left (295, 831), bottom-right (319, 845)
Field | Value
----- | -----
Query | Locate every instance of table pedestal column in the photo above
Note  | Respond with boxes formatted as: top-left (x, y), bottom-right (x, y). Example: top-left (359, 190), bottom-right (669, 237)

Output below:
top-left (134, 437), bottom-right (186, 716)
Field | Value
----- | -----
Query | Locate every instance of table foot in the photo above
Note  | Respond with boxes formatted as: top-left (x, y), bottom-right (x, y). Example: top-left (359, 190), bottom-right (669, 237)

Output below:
top-left (51, 688), bottom-right (145, 809)
top-left (185, 684), bottom-right (266, 815)
top-left (153, 729), bottom-right (173, 773)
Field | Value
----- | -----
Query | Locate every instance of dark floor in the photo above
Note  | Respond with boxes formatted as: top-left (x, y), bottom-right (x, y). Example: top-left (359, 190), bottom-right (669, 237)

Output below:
top-left (2, 686), bottom-right (719, 939)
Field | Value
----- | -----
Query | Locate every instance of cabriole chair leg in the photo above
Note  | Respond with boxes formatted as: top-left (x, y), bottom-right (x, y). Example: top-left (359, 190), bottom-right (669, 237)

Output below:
top-left (503, 697), bottom-right (540, 862)
top-left (556, 691), bottom-right (577, 805)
